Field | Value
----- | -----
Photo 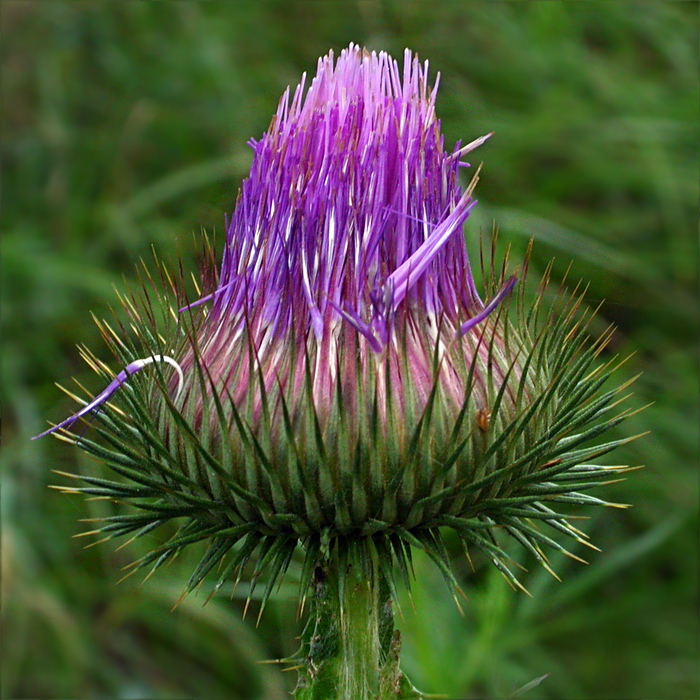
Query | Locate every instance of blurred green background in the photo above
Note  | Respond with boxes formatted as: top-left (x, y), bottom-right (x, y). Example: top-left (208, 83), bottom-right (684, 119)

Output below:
top-left (2, 1), bottom-right (697, 699)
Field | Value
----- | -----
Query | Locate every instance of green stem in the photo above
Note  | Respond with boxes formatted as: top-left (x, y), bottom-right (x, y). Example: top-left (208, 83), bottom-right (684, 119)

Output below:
top-left (293, 543), bottom-right (422, 700)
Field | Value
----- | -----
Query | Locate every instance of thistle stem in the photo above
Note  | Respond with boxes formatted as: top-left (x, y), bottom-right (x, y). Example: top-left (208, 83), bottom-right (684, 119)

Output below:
top-left (294, 544), bottom-right (422, 700)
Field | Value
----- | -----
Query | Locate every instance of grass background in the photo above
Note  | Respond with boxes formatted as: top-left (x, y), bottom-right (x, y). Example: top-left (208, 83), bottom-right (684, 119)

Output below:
top-left (2, 1), bottom-right (698, 698)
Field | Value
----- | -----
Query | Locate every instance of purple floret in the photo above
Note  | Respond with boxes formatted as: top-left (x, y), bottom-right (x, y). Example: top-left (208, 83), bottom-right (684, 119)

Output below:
top-left (33, 355), bottom-right (183, 439)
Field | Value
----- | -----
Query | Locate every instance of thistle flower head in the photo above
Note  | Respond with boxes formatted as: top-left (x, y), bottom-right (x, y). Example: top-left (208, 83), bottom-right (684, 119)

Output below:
top-left (37, 45), bottom-right (638, 608)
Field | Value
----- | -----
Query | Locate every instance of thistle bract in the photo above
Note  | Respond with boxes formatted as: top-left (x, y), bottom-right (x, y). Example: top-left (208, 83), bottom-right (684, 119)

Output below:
top-left (38, 45), bottom-right (637, 696)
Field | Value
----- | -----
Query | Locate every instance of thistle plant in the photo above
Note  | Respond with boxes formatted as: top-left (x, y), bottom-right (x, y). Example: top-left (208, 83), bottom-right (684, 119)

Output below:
top-left (36, 45), bottom-right (640, 699)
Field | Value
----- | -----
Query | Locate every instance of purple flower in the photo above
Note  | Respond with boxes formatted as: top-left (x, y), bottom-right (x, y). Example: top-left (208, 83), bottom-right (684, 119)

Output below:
top-left (36, 45), bottom-right (634, 615)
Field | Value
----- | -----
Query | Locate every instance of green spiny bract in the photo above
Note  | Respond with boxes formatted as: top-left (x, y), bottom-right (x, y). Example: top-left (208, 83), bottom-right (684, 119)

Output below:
top-left (49, 251), bottom-right (637, 614)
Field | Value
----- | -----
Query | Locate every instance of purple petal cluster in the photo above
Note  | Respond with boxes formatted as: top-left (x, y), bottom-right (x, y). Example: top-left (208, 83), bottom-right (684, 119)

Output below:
top-left (183, 44), bottom-right (514, 421)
